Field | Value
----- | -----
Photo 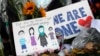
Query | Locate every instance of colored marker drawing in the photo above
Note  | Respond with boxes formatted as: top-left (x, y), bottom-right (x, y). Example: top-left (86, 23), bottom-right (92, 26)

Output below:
top-left (48, 27), bottom-right (54, 40)
top-left (38, 25), bottom-right (48, 47)
top-left (18, 30), bottom-right (27, 53)
top-left (29, 27), bottom-right (37, 46)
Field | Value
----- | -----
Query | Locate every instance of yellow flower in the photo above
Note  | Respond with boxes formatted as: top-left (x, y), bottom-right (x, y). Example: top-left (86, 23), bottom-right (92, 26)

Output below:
top-left (23, 1), bottom-right (35, 15)
top-left (39, 7), bottom-right (46, 17)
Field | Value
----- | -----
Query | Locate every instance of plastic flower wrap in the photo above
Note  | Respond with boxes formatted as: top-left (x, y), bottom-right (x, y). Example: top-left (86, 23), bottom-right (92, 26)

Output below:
top-left (72, 28), bottom-right (100, 49)
top-left (34, 0), bottom-right (52, 8)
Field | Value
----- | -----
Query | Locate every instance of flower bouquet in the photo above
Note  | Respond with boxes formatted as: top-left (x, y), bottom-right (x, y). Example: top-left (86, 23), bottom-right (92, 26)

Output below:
top-left (0, 0), bottom-right (47, 55)
top-left (7, 0), bottom-right (46, 21)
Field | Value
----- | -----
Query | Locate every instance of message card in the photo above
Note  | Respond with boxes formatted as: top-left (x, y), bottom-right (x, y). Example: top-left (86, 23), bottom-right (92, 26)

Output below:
top-left (12, 17), bottom-right (59, 56)
top-left (47, 0), bottom-right (94, 39)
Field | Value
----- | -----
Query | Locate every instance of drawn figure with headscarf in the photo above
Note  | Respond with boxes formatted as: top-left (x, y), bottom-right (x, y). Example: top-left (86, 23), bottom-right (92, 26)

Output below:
top-left (38, 25), bottom-right (48, 47)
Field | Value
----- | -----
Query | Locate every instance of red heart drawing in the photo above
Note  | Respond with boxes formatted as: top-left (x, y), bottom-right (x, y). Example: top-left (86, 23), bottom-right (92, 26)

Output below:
top-left (78, 16), bottom-right (92, 28)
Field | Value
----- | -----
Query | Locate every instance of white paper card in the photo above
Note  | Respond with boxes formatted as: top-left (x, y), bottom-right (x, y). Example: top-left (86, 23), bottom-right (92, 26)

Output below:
top-left (91, 19), bottom-right (100, 32)
top-left (12, 17), bottom-right (59, 56)
top-left (47, 0), bottom-right (94, 39)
